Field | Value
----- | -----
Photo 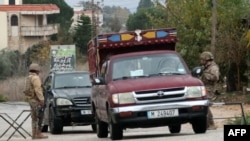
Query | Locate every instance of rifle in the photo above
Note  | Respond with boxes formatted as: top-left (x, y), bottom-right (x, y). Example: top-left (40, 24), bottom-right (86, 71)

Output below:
top-left (38, 105), bottom-right (45, 130)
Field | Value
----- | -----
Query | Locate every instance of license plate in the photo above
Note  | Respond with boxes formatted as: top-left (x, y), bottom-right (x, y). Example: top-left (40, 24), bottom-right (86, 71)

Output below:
top-left (147, 109), bottom-right (179, 119)
top-left (80, 110), bottom-right (92, 115)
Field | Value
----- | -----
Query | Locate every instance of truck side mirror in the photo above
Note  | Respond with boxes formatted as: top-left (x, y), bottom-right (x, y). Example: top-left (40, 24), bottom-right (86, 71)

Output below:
top-left (192, 66), bottom-right (203, 78)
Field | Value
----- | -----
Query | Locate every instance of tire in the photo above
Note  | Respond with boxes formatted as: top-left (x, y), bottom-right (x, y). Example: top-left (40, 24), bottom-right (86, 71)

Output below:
top-left (96, 113), bottom-right (108, 138)
top-left (91, 124), bottom-right (97, 132)
top-left (109, 113), bottom-right (123, 140)
top-left (49, 107), bottom-right (63, 134)
top-left (168, 124), bottom-right (181, 133)
top-left (191, 117), bottom-right (207, 133)
top-left (41, 125), bottom-right (48, 132)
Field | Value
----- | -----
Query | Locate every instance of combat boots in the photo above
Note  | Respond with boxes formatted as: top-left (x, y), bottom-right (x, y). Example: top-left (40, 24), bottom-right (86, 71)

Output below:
top-left (32, 129), bottom-right (48, 139)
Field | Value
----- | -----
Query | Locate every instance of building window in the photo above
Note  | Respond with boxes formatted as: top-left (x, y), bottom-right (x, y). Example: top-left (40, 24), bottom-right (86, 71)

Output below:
top-left (11, 15), bottom-right (18, 26)
top-left (9, 0), bottom-right (15, 5)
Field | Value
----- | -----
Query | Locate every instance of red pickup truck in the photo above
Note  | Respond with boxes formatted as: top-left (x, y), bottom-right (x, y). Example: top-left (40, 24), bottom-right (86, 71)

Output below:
top-left (88, 28), bottom-right (208, 140)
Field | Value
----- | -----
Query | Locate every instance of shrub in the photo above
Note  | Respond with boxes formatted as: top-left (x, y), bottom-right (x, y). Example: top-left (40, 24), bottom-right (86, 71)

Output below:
top-left (226, 113), bottom-right (250, 125)
top-left (0, 94), bottom-right (8, 102)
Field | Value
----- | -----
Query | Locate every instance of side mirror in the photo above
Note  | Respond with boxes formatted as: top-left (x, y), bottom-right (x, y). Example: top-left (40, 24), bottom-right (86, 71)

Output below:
top-left (92, 77), bottom-right (105, 85)
top-left (192, 66), bottom-right (203, 78)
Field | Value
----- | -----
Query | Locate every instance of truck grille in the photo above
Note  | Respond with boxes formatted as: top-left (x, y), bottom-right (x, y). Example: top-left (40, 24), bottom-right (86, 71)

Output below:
top-left (134, 87), bottom-right (186, 103)
top-left (73, 97), bottom-right (91, 107)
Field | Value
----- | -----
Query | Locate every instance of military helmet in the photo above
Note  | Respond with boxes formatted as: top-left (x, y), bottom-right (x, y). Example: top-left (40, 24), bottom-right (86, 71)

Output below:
top-left (29, 63), bottom-right (40, 71)
top-left (200, 51), bottom-right (214, 61)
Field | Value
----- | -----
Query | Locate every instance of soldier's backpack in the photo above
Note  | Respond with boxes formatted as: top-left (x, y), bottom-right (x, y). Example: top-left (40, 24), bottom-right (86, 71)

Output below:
top-left (23, 76), bottom-right (35, 97)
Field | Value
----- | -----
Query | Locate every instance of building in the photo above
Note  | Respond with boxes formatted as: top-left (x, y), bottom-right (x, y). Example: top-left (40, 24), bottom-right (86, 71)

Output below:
top-left (0, 0), bottom-right (60, 53)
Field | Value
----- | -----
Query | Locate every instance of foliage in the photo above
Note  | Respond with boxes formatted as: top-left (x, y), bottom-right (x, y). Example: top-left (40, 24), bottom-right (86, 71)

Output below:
top-left (102, 6), bottom-right (130, 32)
top-left (137, 0), bottom-right (154, 11)
top-left (0, 94), bottom-right (8, 102)
top-left (110, 15), bottom-right (122, 32)
top-left (73, 15), bottom-right (92, 55)
top-left (25, 41), bottom-right (50, 67)
top-left (0, 50), bottom-right (26, 80)
top-left (148, 0), bottom-right (250, 91)
top-left (226, 113), bottom-right (250, 125)
top-left (126, 8), bottom-right (154, 30)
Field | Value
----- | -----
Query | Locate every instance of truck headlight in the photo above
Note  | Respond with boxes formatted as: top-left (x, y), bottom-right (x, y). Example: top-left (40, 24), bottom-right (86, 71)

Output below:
top-left (112, 92), bottom-right (135, 104)
top-left (186, 86), bottom-right (206, 98)
top-left (56, 98), bottom-right (73, 106)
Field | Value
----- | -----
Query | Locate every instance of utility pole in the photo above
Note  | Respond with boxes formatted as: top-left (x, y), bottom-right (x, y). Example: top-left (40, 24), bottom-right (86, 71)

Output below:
top-left (211, 0), bottom-right (217, 55)
top-left (91, 0), bottom-right (96, 38)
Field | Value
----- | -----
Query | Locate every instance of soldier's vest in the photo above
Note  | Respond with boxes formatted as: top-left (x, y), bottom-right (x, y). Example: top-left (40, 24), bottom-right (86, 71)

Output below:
top-left (23, 76), bottom-right (35, 98)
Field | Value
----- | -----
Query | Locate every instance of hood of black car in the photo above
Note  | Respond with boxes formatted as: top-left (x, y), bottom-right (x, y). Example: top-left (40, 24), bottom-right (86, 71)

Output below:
top-left (52, 88), bottom-right (91, 98)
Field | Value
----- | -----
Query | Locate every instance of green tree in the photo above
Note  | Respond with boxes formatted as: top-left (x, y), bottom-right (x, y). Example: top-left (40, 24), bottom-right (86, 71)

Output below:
top-left (126, 0), bottom-right (156, 30)
top-left (110, 15), bottom-right (122, 32)
top-left (150, 0), bottom-right (250, 91)
top-left (73, 15), bottom-right (91, 55)
top-left (137, 0), bottom-right (154, 11)
top-left (102, 6), bottom-right (130, 32)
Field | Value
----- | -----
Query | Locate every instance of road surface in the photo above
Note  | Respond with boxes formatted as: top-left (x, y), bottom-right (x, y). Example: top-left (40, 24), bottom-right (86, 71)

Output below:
top-left (0, 102), bottom-right (226, 141)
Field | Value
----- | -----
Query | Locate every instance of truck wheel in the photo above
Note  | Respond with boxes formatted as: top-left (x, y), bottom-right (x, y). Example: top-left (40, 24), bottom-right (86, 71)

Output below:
top-left (96, 114), bottom-right (108, 138)
top-left (191, 117), bottom-right (207, 133)
top-left (49, 107), bottom-right (63, 134)
top-left (108, 115), bottom-right (123, 140)
top-left (168, 124), bottom-right (181, 133)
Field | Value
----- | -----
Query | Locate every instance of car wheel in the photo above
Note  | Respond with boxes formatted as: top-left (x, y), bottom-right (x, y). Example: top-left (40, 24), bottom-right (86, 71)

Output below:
top-left (91, 124), bottom-right (96, 132)
top-left (96, 112), bottom-right (108, 138)
top-left (41, 125), bottom-right (48, 132)
top-left (49, 107), bottom-right (63, 134)
top-left (108, 112), bottom-right (123, 140)
top-left (191, 117), bottom-right (207, 133)
top-left (168, 124), bottom-right (181, 133)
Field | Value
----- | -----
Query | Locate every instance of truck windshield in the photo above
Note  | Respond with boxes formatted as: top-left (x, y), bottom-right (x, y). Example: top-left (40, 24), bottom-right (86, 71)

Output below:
top-left (112, 53), bottom-right (187, 80)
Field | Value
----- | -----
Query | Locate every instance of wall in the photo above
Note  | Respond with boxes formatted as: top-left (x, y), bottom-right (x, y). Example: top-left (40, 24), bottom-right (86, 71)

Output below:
top-left (0, 12), bottom-right (8, 50)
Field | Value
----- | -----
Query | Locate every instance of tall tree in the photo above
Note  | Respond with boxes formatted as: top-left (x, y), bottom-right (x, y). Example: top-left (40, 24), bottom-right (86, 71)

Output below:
top-left (73, 15), bottom-right (91, 55)
top-left (137, 0), bottom-right (154, 11)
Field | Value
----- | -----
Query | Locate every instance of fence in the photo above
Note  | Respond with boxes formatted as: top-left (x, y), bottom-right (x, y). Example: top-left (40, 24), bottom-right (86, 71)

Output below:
top-left (212, 102), bottom-right (248, 125)
top-left (0, 110), bottom-right (31, 141)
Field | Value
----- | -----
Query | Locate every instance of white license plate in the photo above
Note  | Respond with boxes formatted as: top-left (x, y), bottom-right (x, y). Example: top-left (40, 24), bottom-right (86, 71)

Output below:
top-left (80, 110), bottom-right (92, 115)
top-left (147, 109), bottom-right (179, 119)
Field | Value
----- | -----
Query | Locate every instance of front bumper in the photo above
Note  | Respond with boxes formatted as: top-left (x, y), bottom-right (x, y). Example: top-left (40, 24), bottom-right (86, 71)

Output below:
top-left (55, 106), bottom-right (95, 126)
top-left (110, 100), bottom-right (208, 128)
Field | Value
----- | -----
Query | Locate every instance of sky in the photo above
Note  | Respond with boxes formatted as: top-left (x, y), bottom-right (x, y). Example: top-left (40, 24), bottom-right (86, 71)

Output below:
top-left (65, 0), bottom-right (140, 13)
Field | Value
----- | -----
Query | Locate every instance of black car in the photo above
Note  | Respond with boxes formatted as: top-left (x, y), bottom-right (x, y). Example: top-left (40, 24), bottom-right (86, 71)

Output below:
top-left (41, 71), bottom-right (95, 134)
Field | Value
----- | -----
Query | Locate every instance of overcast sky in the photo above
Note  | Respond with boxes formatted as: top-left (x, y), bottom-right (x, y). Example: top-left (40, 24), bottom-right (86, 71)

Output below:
top-left (65, 0), bottom-right (139, 13)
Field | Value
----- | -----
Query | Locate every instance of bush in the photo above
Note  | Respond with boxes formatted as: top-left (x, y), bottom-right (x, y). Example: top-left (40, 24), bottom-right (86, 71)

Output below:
top-left (0, 94), bottom-right (8, 102)
top-left (226, 113), bottom-right (250, 125)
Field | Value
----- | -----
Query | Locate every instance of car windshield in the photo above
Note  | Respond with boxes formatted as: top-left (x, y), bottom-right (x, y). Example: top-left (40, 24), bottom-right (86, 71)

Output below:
top-left (54, 72), bottom-right (92, 89)
top-left (112, 53), bottom-right (187, 81)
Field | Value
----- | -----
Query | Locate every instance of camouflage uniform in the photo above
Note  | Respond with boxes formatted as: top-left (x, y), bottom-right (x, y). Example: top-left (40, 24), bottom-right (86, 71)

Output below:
top-left (200, 51), bottom-right (220, 130)
top-left (27, 63), bottom-right (48, 139)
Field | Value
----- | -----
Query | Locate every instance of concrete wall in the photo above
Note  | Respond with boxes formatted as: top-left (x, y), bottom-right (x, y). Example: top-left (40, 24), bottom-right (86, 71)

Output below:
top-left (0, 0), bottom-right (22, 5)
top-left (0, 12), bottom-right (8, 51)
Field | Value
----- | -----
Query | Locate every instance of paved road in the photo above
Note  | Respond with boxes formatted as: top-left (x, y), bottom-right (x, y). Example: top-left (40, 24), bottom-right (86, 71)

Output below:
top-left (0, 102), bottom-right (224, 141)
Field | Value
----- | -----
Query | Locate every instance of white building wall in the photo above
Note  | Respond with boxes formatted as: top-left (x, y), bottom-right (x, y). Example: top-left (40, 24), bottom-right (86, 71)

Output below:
top-left (0, 0), bottom-right (22, 5)
top-left (0, 12), bottom-right (8, 51)
top-left (21, 15), bottom-right (37, 26)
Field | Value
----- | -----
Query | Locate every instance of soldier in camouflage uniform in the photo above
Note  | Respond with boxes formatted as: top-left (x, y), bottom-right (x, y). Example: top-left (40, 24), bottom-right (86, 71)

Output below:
top-left (27, 63), bottom-right (48, 139)
top-left (200, 51), bottom-right (220, 130)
